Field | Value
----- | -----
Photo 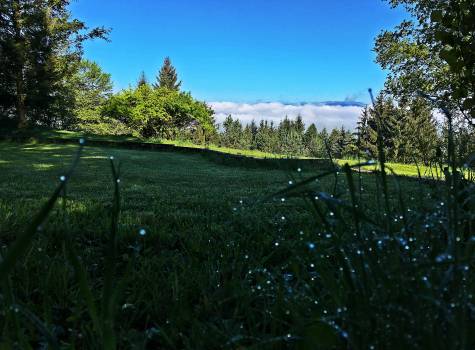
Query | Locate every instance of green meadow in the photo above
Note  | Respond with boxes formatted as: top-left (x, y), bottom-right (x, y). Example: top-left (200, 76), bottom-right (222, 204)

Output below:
top-left (1, 138), bottom-right (473, 349)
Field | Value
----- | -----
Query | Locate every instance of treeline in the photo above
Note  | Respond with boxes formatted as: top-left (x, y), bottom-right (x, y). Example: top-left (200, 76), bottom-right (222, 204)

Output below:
top-left (218, 115), bottom-right (352, 158)
top-left (0, 1), bottom-right (215, 141)
top-left (1, 0), bottom-right (474, 166)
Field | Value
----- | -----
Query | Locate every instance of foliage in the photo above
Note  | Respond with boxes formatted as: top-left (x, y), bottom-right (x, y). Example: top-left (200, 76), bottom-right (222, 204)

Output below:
top-left (102, 84), bottom-right (216, 139)
top-left (430, 0), bottom-right (475, 123)
top-left (0, 0), bottom-right (109, 128)
top-left (153, 57), bottom-right (182, 91)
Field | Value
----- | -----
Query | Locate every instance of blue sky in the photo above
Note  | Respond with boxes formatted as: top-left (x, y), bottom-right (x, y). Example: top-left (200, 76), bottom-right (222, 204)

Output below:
top-left (70, 0), bottom-right (407, 104)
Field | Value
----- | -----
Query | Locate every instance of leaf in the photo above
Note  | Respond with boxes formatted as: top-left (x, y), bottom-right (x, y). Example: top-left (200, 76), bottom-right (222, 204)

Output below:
top-left (430, 10), bottom-right (443, 23)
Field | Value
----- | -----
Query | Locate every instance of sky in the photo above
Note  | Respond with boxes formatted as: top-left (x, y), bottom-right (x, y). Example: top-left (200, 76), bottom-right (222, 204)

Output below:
top-left (70, 0), bottom-right (408, 129)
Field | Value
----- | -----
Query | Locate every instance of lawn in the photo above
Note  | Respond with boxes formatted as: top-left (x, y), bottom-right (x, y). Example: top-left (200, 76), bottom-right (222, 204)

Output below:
top-left (1, 128), bottom-right (451, 177)
top-left (0, 140), bottom-right (473, 349)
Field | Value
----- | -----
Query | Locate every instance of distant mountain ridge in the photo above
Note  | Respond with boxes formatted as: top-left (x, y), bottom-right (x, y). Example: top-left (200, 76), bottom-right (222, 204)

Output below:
top-left (279, 101), bottom-right (367, 107)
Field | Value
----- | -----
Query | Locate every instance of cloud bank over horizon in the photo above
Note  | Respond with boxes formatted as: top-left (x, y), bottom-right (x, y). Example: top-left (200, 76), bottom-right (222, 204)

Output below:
top-left (209, 101), bottom-right (366, 130)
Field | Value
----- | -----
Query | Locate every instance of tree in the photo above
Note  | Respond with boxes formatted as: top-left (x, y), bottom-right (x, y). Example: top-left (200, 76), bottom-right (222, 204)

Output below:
top-left (430, 0), bottom-right (475, 123)
top-left (154, 57), bottom-right (182, 91)
top-left (69, 60), bottom-right (129, 135)
top-left (137, 71), bottom-right (148, 87)
top-left (102, 85), bottom-right (215, 139)
top-left (304, 123), bottom-right (325, 157)
top-left (0, 0), bottom-right (109, 128)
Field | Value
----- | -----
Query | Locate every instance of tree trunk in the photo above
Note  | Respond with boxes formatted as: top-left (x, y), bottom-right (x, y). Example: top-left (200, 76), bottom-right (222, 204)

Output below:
top-left (13, 0), bottom-right (27, 129)
top-left (16, 79), bottom-right (27, 128)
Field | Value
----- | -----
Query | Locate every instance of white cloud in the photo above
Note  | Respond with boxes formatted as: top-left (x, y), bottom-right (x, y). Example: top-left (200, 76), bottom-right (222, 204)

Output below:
top-left (209, 101), bottom-right (365, 130)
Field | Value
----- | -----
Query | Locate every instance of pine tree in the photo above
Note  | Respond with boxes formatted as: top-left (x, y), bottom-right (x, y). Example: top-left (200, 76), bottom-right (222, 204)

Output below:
top-left (137, 71), bottom-right (148, 87)
top-left (304, 123), bottom-right (322, 157)
top-left (154, 57), bottom-right (182, 90)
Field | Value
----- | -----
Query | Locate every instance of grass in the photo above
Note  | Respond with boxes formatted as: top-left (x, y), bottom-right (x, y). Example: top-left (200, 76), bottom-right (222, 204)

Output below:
top-left (0, 139), bottom-right (474, 349)
top-left (1, 128), bottom-right (455, 177)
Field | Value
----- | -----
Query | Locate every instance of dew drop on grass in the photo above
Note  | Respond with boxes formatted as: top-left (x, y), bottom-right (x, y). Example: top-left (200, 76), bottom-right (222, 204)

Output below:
top-left (116, 179), bottom-right (121, 184)
top-left (329, 212), bottom-right (335, 217)
top-left (436, 253), bottom-right (453, 263)
top-left (288, 180), bottom-right (293, 185)
top-left (281, 198), bottom-right (286, 202)
top-left (79, 138), bottom-right (85, 145)
top-left (308, 242), bottom-right (316, 250)
top-left (139, 229), bottom-right (146, 236)
top-left (275, 242), bottom-right (279, 247)
top-left (281, 216), bottom-right (286, 221)
top-left (297, 168), bottom-right (302, 172)
top-left (109, 156), bottom-right (114, 160)
top-left (60, 175), bottom-right (66, 182)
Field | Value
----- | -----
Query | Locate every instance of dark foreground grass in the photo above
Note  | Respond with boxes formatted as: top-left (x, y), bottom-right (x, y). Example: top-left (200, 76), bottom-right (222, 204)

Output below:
top-left (0, 140), bottom-right (474, 349)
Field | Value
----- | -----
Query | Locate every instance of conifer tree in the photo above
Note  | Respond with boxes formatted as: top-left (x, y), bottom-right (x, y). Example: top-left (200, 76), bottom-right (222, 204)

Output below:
top-left (154, 57), bottom-right (182, 90)
top-left (137, 71), bottom-right (148, 87)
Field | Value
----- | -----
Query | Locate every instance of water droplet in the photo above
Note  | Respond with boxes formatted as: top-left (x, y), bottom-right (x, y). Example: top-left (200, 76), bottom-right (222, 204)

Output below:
top-left (244, 255), bottom-right (249, 259)
top-left (285, 310), bottom-right (290, 315)
top-left (435, 253), bottom-right (453, 263)
top-left (116, 179), bottom-right (121, 183)
top-left (297, 168), bottom-right (302, 172)
top-left (274, 242), bottom-right (280, 247)
top-left (239, 200), bottom-right (243, 204)
top-left (139, 229), bottom-right (146, 236)
top-left (281, 198), bottom-right (286, 202)
top-left (308, 242), bottom-right (316, 250)
top-left (79, 138), bottom-right (85, 145)
top-left (286, 333), bottom-right (292, 339)
top-left (281, 216), bottom-right (286, 221)
top-left (283, 273), bottom-right (293, 282)
top-left (60, 175), bottom-right (66, 182)
top-left (329, 212), bottom-right (334, 217)
top-left (288, 180), bottom-right (293, 185)
top-left (109, 156), bottom-right (114, 160)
